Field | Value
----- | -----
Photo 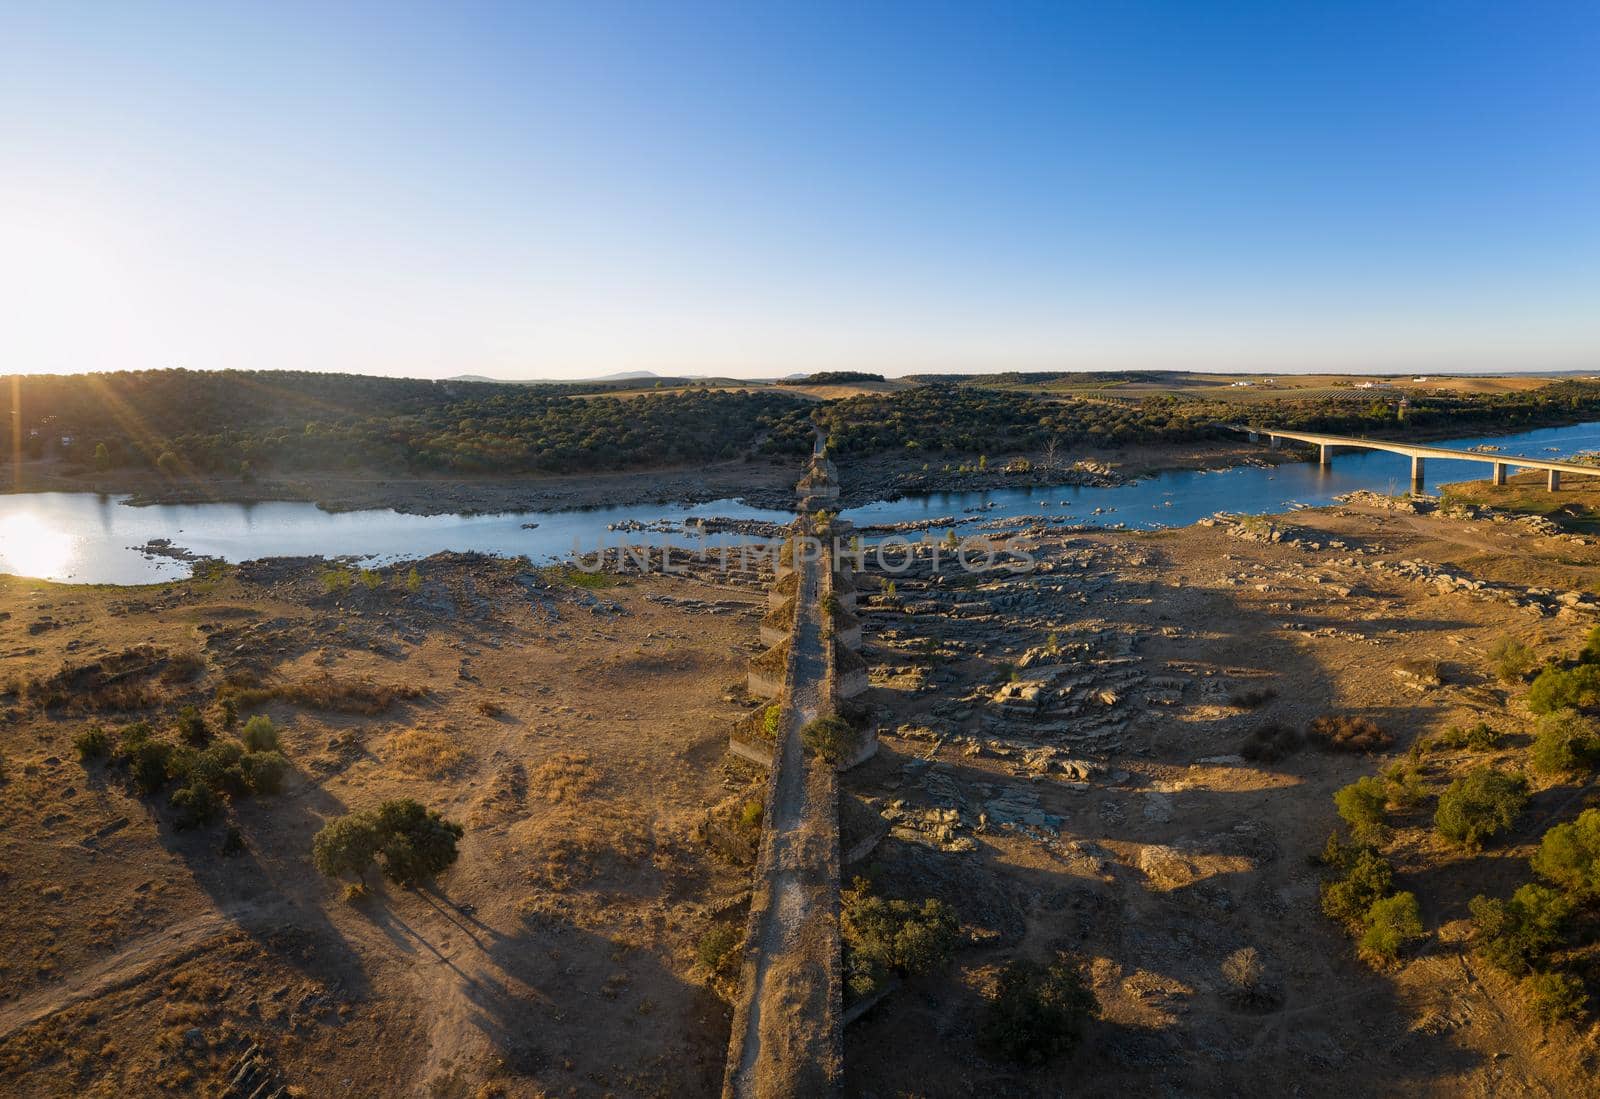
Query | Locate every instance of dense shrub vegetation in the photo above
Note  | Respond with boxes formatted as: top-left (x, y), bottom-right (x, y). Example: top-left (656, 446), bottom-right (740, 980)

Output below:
top-left (77, 714), bottom-right (290, 829)
top-left (1470, 809), bottom-right (1600, 1023)
top-left (808, 379), bottom-right (1600, 458)
top-left (977, 957), bottom-right (1097, 1065)
top-left (3, 369), bottom-right (813, 476)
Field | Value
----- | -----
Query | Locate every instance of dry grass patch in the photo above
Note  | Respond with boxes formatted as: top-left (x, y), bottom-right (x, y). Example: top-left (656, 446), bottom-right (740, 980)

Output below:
top-left (513, 801), bottom-right (652, 891)
top-left (280, 673), bottom-right (428, 714)
top-left (387, 728), bottom-right (468, 778)
top-left (530, 751), bottom-right (601, 803)
top-left (1308, 714), bottom-right (1393, 753)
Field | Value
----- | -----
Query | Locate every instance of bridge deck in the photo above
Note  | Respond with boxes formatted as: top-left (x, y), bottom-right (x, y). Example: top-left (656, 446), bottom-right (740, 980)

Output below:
top-left (1230, 425), bottom-right (1600, 477)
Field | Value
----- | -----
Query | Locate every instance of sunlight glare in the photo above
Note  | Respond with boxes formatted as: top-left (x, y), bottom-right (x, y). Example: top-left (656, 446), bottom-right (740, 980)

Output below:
top-left (0, 512), bottom-right (78, 580)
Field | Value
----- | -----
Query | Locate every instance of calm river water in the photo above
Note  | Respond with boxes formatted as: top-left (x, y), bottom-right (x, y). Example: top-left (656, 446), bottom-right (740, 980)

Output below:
top-left (6, 420), bottom-right (1600, 585)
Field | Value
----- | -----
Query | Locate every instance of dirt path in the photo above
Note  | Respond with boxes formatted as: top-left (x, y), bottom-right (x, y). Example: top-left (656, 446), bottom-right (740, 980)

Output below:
top-left (0, 906), bottom-right (263, 1041)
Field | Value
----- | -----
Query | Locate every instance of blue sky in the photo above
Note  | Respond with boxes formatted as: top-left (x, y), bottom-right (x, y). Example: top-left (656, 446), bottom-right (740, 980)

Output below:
top-left (2, 1), bottom-right (1597, 378)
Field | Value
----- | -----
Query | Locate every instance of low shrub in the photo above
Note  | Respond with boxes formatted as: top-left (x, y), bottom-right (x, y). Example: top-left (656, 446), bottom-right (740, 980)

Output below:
top-left (176, 705), bottom-right (210, 747)
top-left (1227, 687), bottom-right (1277, 710)
top-left (389, 728), bottom-right (467, 778)
top-left (241, 715), bottom-right (279, 752)
top-left (1433, 721), bottom-right (1501, 751)
top-left (1527, 663), bottom-right (1600, 715)
top-left (1435, 768), bottom-right (1528, 849)
top-left (1527, 971), bottom-right (1589, 1025)
top-left (1488, 638), bottom-right (1537, 683)
top-left (1308, 715), bottom-right (1392, 753)
top-left (1359, 891), bottom-right (1425, 963)
top-left (169, 780), bottom-right (220, 829)
top-left (977, 957), bottom-right (1097, 1065)
top-left (161, 651), bottom-right (207, 684)
top-left (801, 715), bottom-right (861, 765)
top-left (1529, 709), bottom-right (1600, 776)
top-left (1239, 722), bottom-right (1302, 763)
top-left (1334, 777), bottom-right (1389, 843)
top-left (281, 674), bottom-right (427, 715)
top-left (696, 925), bottom-right (742, 976)
top-left (738, 800), bottom-right (763, 831)
top-left (1321, 846), bottom-right (1395, 925)
top-left (74, 724), bottom-right (113, 761)
top-left (221, 825), bottom-right (246, 856)
top-left (1381, 761), bottom-right (1426, 809)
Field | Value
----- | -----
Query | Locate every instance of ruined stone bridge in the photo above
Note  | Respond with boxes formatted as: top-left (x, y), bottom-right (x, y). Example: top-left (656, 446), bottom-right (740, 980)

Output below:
top-left (1228, 423), bottom-right (1600, 492)
top-left (722, 429), bottom-right (871, 1098)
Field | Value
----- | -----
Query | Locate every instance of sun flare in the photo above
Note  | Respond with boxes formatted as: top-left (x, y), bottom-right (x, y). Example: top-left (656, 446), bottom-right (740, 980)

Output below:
top-left (0, 512), bottom-right (78, 580)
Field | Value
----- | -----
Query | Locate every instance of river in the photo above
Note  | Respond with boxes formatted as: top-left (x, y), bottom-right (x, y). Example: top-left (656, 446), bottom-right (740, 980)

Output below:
top-left (5, 420), bottom-right (1600, 585)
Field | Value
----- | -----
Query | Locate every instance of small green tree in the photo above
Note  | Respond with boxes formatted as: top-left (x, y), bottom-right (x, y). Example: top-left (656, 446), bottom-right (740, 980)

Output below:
top-left (978, 958), bottom-right (1097, 1065)
top-left (1434, 768), bottom-right (1528, 849)
top-left (1529, 709), bottom-right (1600, 776)
top-left (75, 724), bottom-right (112, 761)
top-left (1530, 808), bottom-right (1600, 897)
top-left (192, 741), bottom-right (249, 795)
top-left (370, 798), bottom-right (464, 886)
top-left (1334, 777), bottom-right (1389, 843)
top-left (130, 739), bottom-right (173, 794)
top-left (406, 568), bottom-right (422, 594)
top-left (1581, 624), bottom-right (1600, 663)
top-left (1527, 664), bottom-right (1600, 714)
top-left (156, 450), bottom-right (181, 476)
top-left (1468, 884), bottom-right (1574, 974)
top-left (92, 442), bottom-right (111, 471)
top-left (841, 878), bottom-right (959, 996)
top-left (242, 750), bottom-right (289, 795)
top-left (312, 814), bottom-right (382, 880)
top-left (1359, 892), bottom-right (1425, 962)
top-left (241, 715), bottom-right (279, 752)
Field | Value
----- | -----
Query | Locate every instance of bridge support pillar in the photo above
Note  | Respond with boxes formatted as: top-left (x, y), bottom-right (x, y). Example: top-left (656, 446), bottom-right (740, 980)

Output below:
top-left (1319, 444), bottom-right (1331, 467)
top-left (1549, 469), bottom-right (1562, 492)
top-left (1248, 431), bottom-right (1259, 443)
top-left (1491, 462), bottom-right (1506, 486)
top-left (1411, 455), bottom-right (1425, 491)
top-left (1269, 435), bottom-right (1280, 450)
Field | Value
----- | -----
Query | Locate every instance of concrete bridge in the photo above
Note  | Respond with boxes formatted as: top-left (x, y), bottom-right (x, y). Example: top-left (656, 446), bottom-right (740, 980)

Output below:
top-left (1229, 424), bottom-right (1600, 492)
